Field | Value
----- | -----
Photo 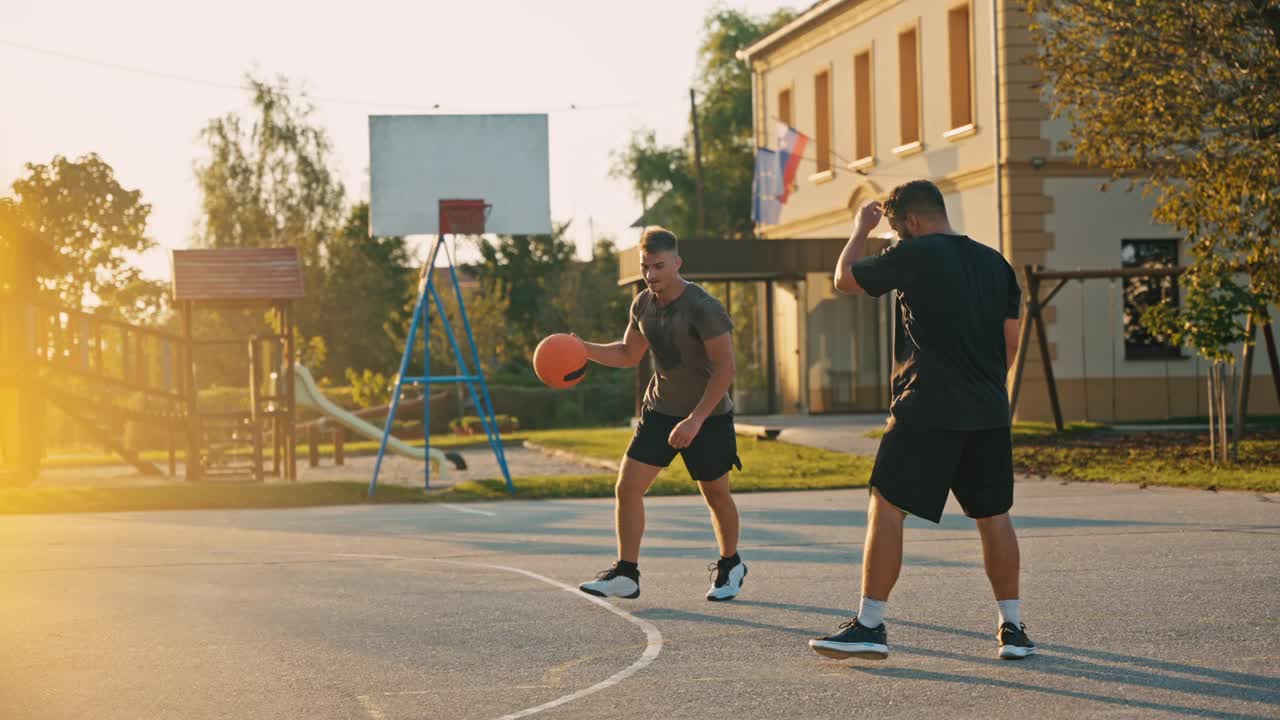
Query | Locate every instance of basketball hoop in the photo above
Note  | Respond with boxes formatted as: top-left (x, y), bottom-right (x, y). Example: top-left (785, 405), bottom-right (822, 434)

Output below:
top-left (439, 199), bottom-right (491, 235)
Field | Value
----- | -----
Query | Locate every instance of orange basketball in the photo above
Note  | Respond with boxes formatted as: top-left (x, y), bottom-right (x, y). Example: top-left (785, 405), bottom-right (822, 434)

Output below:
top-left (533, 333), bottom-right (588, 389)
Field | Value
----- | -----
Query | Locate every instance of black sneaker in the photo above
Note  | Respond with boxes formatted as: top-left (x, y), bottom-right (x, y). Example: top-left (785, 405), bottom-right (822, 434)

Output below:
top-left (579, 563), bottom-right (640, 599)
top-left (705, 556), bottom-right (748, 601)
top-left (808, 618), bottom-right (889, 660)
top-left (998, 622), bottom-right (1037, 659)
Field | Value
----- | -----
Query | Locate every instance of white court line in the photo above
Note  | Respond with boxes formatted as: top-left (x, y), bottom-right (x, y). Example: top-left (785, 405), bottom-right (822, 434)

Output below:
top-left (439, 503), bottom-right (497, 517)
top-left (334, 553), bottom-right (663, 720)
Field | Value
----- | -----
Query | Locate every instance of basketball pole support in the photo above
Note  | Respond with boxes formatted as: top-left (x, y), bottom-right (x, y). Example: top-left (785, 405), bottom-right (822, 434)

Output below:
top-left (369, 223), bottom-right (514, 497)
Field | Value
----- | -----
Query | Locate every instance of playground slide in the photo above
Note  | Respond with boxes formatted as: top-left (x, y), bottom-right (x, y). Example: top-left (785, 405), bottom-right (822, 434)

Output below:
top-left (291, 365), bottom-right (450, 477)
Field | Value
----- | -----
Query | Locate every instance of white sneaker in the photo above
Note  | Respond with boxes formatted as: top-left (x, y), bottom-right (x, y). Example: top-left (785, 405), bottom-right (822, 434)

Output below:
top-left (705, 556), bottom-right (747, 601)
top-left (579, 564), bottom-right (640, 599)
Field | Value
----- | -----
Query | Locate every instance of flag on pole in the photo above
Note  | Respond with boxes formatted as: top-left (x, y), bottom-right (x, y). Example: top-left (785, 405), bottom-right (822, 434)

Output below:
top-left (752, 148), bottom-right (782, 225)
top-left (776, 122), bottom-right (809, 203)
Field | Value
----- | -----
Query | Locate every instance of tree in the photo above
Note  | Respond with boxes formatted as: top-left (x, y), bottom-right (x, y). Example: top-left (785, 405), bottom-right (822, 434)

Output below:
top-left (1027, 0), bottom-right (1280, 463)
top-left (386, 266), bottom-right (513, 380)
top-left (469, 223), bottom-right (577, 354)
top-left (311, 203), bottom-right (414, 381)
top-left (611, 7), bottom-right (798, 239)
top-left (611, 130), bottom-right (688, 215)
top-left (192, 73), bottom-right (347, 378)
top-left (193, 74), bottom-right (345, 262)
top-left (3, 154), bottom-right (163, 320)
top-left (551, 238), bottom-right (633, 343)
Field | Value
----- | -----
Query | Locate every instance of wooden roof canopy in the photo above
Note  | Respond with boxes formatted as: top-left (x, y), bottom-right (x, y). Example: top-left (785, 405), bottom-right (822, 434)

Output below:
top-left (170, 248), bottom-right (305, 304)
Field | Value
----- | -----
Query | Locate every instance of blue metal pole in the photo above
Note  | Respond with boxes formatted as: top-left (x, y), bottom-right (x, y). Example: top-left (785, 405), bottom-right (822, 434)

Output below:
top-left (370, 238), bottom-right (446, 497)
top-left (441, 250), bottom-right (513, 491)
top-left (369, 291), bottom-right (421, 497)
top-left (423, 266), bottom-right (432, 491)
top-left (427, 275), bottom-right (512, 492)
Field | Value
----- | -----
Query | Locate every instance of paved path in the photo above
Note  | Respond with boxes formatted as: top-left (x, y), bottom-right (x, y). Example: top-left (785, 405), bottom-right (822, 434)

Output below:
top-left (738, 413), bottom-right (888, 456)
top-left (34, 446), bottom-right (608, 490)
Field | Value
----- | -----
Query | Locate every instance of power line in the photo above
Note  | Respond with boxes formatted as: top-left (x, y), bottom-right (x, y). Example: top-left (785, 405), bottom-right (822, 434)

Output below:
top-left (0, 37), bottom-right (686, 114)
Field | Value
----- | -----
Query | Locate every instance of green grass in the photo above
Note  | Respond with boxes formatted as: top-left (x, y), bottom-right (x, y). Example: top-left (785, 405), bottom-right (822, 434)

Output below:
top-left (1114, 414), bottom-right (1280, 428)
top-left (13, 427), bottom-right (872, 514)
top-left (523, 427), bottom-right (872, 493)
top-left (861, 421), bottom-right (1279, 492)
top-left (1014, 428), bottom-right (1280, 493)
top-left (862, 421), bottom-right (1107, 440)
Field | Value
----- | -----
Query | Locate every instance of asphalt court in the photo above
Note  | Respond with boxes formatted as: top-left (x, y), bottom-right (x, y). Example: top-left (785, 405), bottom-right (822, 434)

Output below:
top-left (2, 479), bottom-right (1277, 719)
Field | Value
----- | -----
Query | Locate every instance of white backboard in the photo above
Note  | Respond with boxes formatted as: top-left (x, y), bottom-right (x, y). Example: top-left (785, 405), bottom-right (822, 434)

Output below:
top-left (369, 114), bottom-right (552, 236)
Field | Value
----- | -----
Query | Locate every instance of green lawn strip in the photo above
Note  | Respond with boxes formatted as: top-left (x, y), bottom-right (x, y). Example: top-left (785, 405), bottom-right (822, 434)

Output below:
top-left (12, 428), bottom-right (873, 514)
top-left (272, 432), bottom-right (531, 458)
top-left (861, 421), bottom-right (1278, 492)
top-left (1015, 435), bottom-right (1280, 493)
top-left (862, 421), bottom-right (1107, 440)
top-left (1120, 414), bottom-right (1280, 428)
top-left (520, 428), bottom-right (872, 492)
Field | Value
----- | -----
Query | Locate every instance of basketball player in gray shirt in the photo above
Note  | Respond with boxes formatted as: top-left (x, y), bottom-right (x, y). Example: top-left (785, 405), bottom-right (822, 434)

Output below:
top-left (576, 227), bottom-right (748, 602)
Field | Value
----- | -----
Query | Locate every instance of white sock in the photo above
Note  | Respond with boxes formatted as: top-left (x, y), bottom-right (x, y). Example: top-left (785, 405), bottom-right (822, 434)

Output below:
top-left (997, 599), bottom-right (1022, 628)
top-left (858, 597), bottom-right (887, 628)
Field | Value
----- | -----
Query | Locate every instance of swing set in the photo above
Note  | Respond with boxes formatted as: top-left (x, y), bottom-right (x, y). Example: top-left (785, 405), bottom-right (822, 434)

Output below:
top-left (1009, 264), bottom-right (1280, 432)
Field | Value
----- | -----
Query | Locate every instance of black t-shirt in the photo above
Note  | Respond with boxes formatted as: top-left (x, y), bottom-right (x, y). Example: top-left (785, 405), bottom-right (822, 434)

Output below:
top-left (852, 233), bottom-right (1021, 430)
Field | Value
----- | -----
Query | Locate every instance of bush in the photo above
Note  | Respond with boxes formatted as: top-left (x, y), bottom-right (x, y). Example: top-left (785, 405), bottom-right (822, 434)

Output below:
top-left (344, 368), bottom-right (391, 408)
top-left (449, 415), bottom-right (520, 434)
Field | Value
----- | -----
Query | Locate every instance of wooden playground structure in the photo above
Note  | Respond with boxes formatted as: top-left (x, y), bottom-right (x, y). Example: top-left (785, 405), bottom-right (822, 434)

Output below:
top-left (1, 240), bottom-right (305, 486)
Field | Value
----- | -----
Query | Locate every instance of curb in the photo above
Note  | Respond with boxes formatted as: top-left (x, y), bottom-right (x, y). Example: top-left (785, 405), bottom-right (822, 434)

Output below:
top-left (522, 441), bottom-right (619, 473)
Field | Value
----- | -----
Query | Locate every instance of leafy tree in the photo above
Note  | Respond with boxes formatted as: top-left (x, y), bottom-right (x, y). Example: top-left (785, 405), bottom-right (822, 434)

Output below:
top-left (312, 203), bottom-right (414, 380)
top-left (468, 223), bottom-right (577, 352)
top-left (611, 7), bottom-right (798, 239)
top-left (3, 154), bottom-right (162, 320)
top-left (551, 238), bottom-right (632, 343)
top-left (1027, 0), bottom-right (1280, 462)
top-left (386, 266), bottom-right (513, 381)
top-left (192, 73), bottom-right (347, 380)
top-left (193, 73), bottom-right (345, 262)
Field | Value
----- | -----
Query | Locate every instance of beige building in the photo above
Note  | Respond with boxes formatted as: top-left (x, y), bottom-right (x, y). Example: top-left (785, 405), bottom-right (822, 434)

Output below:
top-left (736, 0), bottom-right (1280, 422)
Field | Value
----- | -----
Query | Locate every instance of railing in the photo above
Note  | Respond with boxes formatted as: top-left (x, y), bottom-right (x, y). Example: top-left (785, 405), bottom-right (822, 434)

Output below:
top-left (9, 300), bottom-right (186, 404)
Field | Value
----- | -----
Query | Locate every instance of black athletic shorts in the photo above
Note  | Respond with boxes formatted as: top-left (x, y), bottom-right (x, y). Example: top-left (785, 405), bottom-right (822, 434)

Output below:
top-left (869, 419), bottom-right (1014, 523)
top-left (625, 408), bottom-right (742, 481)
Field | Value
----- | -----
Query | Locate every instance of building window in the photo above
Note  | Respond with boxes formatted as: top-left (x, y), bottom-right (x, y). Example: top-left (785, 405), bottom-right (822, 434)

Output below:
top-left (853, 50), bottom-right (873, 163)
top-left (778, 88), bottom-right (792, 127)
top-left (1122, 239), bottom-right (1182, 360)
top-left (947, 3), bottom-right (973, 132)
top-left (814, 70), bottom-right (831, 173)
top-left (897, 26), bottom-right (920, 148)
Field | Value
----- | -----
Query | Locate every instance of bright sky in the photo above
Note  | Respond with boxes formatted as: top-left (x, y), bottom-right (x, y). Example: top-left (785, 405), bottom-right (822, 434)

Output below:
top-left (0, 0), bottom-right (793, 278)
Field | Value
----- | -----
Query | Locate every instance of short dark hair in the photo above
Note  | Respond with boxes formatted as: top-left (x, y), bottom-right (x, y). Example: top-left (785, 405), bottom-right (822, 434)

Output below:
top-left (884, 180), bottom-right (947, 221)
top-left (640, 226), bottom-right (679, 254)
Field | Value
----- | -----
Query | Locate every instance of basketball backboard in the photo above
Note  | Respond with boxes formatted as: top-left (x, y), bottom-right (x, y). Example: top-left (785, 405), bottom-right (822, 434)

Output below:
top-left (369, 114), bottom-right (552, 237)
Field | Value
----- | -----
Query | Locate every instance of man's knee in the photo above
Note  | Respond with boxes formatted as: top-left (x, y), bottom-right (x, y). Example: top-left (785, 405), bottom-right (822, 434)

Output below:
top-left (616, 459), bottom-right (659, 500)
top-left (975, 512), bottom-right (1013, 531)
top-left (698, 475), bottom-right (732, 504)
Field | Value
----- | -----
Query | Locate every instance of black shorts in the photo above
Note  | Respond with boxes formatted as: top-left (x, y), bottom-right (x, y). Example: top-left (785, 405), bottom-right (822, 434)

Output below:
top-left (869, 419), bottom-right (1014, 523)
top-left (625, 409), bottom-right (742, 481)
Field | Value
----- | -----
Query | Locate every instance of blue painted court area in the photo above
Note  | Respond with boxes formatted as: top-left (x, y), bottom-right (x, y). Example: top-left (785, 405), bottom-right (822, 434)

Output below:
top-left (2, 479), bottom-right (1277, 720)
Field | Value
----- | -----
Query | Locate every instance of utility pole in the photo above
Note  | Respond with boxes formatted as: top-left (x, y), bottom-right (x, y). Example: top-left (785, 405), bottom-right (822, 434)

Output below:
top-left (690, 88), bottom-right (706, 239)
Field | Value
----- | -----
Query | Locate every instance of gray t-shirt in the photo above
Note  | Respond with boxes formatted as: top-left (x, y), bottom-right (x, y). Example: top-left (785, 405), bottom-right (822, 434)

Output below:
top-left (630, 283), bottom-right (734, 417)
